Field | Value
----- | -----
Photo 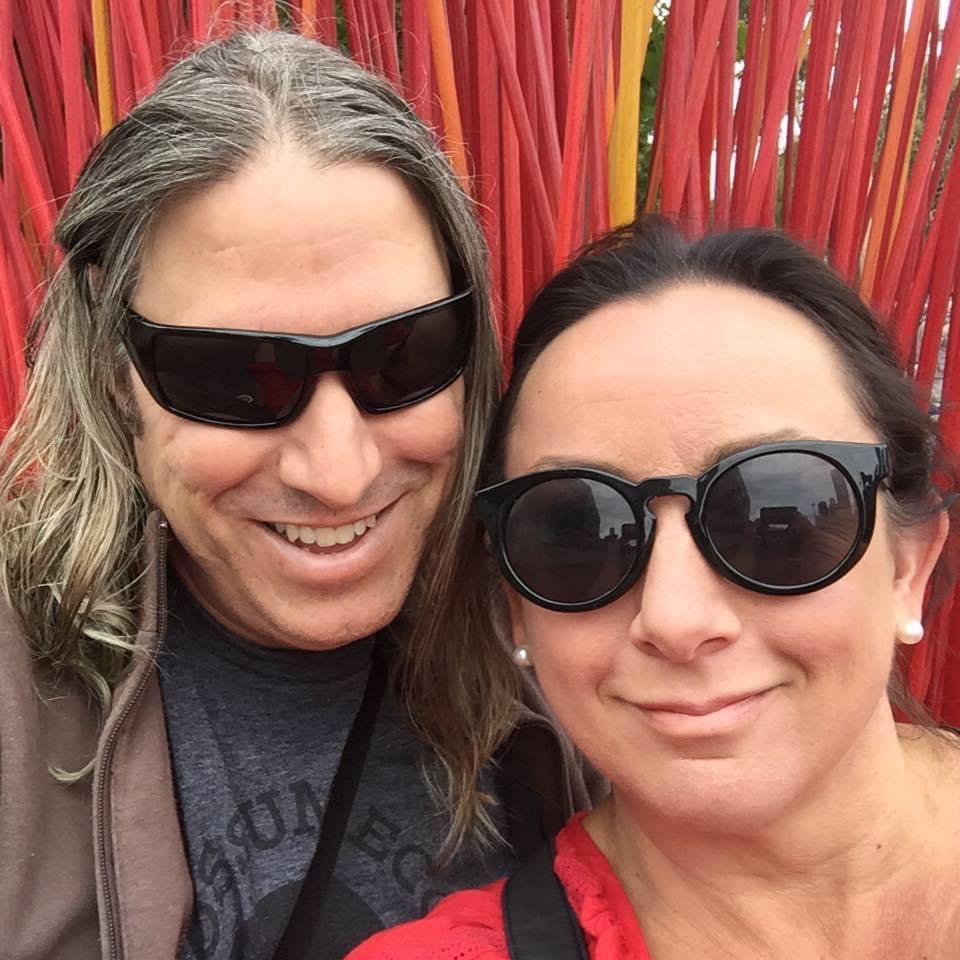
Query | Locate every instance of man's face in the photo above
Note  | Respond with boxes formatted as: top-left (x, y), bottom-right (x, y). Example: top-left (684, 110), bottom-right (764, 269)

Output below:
top-left (130, 148), bottom-right (464, 650)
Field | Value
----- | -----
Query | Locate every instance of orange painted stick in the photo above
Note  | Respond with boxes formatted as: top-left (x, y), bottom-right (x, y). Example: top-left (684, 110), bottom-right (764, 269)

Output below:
top-left (860, 0), bottom-right (930, 300)
top-left (426, 0), bottom-right (469, 185)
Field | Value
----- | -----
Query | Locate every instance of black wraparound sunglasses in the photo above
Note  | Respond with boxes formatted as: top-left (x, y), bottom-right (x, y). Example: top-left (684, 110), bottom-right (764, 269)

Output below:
top-left (122, 287), bottom-right (474, 428)
top-left (474, 441), bottom-right (890, 612)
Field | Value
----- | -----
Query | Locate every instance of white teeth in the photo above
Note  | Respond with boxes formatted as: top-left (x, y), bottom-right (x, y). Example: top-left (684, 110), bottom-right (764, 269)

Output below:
top-left (269, 513), bottom-right (378, 548)
top-left (315, 528), bottom-right (337, 547)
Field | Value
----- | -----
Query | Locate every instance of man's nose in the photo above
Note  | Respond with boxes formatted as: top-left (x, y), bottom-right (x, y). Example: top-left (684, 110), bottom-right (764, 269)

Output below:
top-left (627, 499), bottom-right (742, 662)
top-left (275, 373), bottom-right (383, 508)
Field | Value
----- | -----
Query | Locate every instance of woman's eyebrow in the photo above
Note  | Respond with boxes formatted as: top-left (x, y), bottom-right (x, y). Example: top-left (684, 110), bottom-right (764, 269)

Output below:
top-left (699, 430), bottom-right (817, 470)
top-left (526, 431), bottom-right (817, 478)
top-left (526, 456), bottom-right (629, 474)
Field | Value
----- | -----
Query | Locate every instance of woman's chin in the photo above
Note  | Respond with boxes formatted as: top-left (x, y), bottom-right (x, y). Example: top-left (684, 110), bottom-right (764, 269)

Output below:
top-left (615, 763), bottom-right (801, 837)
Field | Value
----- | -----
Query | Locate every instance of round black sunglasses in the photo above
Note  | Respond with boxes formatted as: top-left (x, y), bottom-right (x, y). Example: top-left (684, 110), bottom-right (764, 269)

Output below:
top-left (122, 288), bottom-right (474, 428)
top-left (474, 441), bottom-right (890, 612)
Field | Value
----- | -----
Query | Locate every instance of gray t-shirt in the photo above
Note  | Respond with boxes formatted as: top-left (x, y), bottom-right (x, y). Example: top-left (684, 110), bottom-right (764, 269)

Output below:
top-left (159, 577), bottom-right (515, 960)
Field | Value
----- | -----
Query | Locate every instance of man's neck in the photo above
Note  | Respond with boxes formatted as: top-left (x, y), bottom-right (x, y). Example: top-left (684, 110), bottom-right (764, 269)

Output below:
top-left (585, 719), bottom-right (958, 959)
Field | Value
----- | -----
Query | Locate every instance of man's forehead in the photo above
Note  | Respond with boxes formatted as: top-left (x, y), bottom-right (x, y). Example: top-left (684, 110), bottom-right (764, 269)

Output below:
top-left (134, 155), bottom-right (451, 336)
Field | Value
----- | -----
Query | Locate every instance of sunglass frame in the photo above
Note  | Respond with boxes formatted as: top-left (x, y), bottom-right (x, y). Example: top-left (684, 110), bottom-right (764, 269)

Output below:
top-left (474, 441), bottom-right (891, 612)
top-left (122, 287), bottom-right (475, 428)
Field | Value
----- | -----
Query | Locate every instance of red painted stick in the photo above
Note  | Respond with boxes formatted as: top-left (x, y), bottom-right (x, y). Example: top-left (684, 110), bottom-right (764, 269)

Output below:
top-left (876, 2), bottom-right (960, 317)
top-left (401, 0), bottom-right (431, 119)
top-left (468, 0), bottom-right (502, 328)
top-left (713, 0), bottom-right (737, 228)
top-left (658, 0), bottom-right (694, 217)
top-left (555, 0), bottom-right (598, 267)
top-left (831, 0), bottom-right (887, 278)
top-left (479, 0), bottom-right (556, 255)
top-left (497, 0), bottom-right (523, 347)
top-left (728, 0), bottom-right (765, 219)
top-left (742, 0), bottom-right (808, 225)
top-left (810, 0), bottom-right (867, 255)
top-left (792, 0), bottom-right (840, 242)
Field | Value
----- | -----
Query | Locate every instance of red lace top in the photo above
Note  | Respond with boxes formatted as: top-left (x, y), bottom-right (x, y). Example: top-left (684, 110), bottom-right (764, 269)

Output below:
top-left (345, 813), bottom-right (651, 959)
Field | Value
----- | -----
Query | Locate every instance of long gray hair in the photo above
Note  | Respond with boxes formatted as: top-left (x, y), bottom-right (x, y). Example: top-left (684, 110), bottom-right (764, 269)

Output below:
top-left (0, 30), bottom-right (517, 851)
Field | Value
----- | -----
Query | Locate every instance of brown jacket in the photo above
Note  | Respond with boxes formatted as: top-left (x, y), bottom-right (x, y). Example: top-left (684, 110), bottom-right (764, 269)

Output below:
top-left (0, 514), bottom-right (597, 960)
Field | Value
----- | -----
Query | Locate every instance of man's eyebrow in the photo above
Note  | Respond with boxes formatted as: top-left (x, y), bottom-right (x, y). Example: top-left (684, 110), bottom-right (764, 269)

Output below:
top-left (525, 431), bottom-right (817, 479)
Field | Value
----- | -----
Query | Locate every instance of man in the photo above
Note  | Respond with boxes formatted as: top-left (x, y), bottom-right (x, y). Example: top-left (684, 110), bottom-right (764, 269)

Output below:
top-left (0, 32), bottom-right (594, 960)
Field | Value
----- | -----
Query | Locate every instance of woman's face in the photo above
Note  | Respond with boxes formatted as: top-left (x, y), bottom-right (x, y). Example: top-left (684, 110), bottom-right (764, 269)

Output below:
top-left (503, 282), bottom-right (939, 831)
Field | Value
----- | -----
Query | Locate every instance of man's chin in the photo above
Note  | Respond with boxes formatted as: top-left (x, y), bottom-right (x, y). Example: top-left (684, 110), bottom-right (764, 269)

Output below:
top-left (247, 594), bottom-right (406, 651)
top-left (173, 544), bottom-right (412, 650)
top-left (181, 583), bottom-right (405, 652)
top-left (268, 619), bottom-right (396, 652)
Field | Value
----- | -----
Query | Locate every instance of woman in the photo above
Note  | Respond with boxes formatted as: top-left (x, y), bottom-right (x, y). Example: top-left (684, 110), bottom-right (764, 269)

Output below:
top-left (348, 219), bottom-right (960, 959)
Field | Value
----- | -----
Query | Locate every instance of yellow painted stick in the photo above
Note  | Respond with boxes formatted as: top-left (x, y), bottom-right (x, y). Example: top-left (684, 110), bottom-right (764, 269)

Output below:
top-left (91, 0), bottom-right (114, 133)
top-left (608, 0), bottom-right (655, 226)
top-left (425, 0), bottom-right (469, 186)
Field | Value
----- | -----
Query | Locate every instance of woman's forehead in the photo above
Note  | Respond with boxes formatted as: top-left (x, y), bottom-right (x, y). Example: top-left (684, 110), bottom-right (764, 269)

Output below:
top-left (505, 282), bottom-right (873, 477)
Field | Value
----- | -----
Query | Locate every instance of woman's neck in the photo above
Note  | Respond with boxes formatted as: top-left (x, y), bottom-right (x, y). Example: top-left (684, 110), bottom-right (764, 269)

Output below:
top-left (585, 722), bottom-right (960, 959)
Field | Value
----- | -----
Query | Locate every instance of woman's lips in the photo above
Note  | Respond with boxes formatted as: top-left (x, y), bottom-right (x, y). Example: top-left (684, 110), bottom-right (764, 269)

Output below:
top-left (632, 688), bottom-right (775, 737)
top-left (637, 690), bottom-right (768, 715)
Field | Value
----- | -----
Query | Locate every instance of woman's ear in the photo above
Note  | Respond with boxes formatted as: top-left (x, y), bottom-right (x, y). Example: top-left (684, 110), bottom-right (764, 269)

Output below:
top-left (504, 583), bottom-right (527, 653)
top-left (892, 512), bottom-right (949, 619)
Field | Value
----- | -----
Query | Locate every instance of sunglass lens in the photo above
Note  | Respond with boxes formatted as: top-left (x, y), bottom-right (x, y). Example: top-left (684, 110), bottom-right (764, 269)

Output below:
top-left (505, 478), bottom-right (639, 605)
top-left (704, 452), bottom-right (861, 588)
top-left (348, 300), bottom-right (472, 411)
top-left (153, 333), bottom-right (307, 425)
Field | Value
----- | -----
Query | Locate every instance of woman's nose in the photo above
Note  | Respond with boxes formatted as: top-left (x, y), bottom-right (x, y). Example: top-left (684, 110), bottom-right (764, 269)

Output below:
top-left (627, 498), bottom-right (743, 662)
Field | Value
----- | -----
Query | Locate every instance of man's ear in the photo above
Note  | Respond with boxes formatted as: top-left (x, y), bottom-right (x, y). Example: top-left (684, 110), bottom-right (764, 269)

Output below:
top-left (90, 265), bottom-right (145, 435)
top-left (892, 512), bottom-right (949, 619)
top-left (87, 264), bottom-right (103, 295)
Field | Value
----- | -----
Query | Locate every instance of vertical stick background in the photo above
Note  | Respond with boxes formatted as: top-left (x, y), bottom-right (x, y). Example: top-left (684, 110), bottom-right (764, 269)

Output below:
top-left (1, 0), bottom-right (959, 718)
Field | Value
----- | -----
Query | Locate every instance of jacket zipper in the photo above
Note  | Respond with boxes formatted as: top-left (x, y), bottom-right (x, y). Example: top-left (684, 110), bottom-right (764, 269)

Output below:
top-left (95, 517), bottom-right (170, 960)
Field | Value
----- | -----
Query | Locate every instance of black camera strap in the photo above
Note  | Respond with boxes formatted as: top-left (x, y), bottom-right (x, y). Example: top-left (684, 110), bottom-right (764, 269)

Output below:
top-left (273, 644), bottom-right (387, 959)
top-left (502, 837), bottom-right (589, 960)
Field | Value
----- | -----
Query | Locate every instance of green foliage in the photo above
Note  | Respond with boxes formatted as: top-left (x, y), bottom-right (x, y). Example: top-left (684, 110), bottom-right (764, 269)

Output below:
top-left (276, 2), bottom-right (293, 29)
top-left (336, 0), bottom-right (349, 51)
top-left (636, 0), bottom-right (668, 198)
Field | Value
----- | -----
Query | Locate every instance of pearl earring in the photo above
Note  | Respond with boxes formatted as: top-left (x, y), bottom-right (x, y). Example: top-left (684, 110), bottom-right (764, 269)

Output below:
top-left (897, 619), bottom-right (925, 645)
top-left (512, 645), bottom-right (533, 667)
